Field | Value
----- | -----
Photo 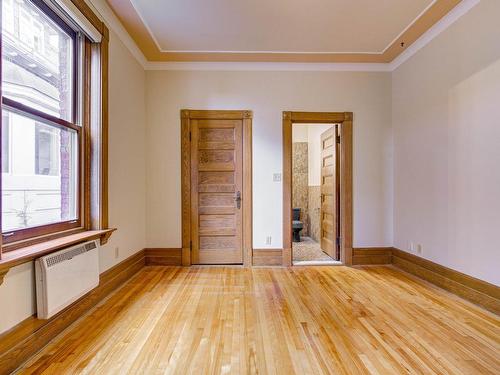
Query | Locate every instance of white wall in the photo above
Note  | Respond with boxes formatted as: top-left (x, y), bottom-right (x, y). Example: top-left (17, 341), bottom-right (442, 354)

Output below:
top-left (292, 124), bottom-right (308, 142)
top-left (392, 0), bottom-right (500, 285)
top-left (146, 70), bottom-right (393, 249)
top-left (0, 30), bottom-right (147, 334)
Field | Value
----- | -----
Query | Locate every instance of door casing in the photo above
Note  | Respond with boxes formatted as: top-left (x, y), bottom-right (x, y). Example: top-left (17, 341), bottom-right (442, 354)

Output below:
top-left (181, 110), bottom-right (253, 266)
top-left (283, 112), bottom-right (353, 266)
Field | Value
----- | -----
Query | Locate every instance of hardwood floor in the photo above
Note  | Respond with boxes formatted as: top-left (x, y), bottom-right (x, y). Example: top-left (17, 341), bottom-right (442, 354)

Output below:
top-left (17, 266), bottom-right (500, 375)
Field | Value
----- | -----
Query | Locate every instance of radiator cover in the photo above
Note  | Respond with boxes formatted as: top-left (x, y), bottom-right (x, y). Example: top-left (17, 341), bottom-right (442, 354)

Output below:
top-left (35, 240), bottom-right (100, 319)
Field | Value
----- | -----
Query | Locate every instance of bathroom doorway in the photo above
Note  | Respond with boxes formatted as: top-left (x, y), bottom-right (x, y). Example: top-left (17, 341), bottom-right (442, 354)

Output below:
top-left (291, 123), bottom-right (340, 265)
top-left (283, 112), bottom-right (353, 267)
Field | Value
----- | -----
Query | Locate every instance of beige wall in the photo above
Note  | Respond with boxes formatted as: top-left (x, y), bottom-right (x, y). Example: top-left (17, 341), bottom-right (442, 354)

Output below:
top-left (146, 70), bottom-right (393, 249)
top-left (0, 30), bottom-right (147, 334)
top-left (392, 0), bottom-right (500, 285)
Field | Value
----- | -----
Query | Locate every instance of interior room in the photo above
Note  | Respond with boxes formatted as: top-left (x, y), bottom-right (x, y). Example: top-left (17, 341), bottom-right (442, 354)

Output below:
top-left (0, 0), bottom-right (499, 374)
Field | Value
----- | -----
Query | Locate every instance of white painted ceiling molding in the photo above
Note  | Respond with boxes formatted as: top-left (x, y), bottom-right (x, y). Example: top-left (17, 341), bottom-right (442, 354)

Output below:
top-left (84, 0), bottom-right (479, 72)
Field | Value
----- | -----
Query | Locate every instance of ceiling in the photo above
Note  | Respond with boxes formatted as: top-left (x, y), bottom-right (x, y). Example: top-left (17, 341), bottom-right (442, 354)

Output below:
top-left (106, 0), bottom-right (462, 63)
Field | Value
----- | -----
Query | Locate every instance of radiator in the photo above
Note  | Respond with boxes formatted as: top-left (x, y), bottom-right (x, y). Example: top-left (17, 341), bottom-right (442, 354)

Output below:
top-left (35, 240), bottom-right (100, 319)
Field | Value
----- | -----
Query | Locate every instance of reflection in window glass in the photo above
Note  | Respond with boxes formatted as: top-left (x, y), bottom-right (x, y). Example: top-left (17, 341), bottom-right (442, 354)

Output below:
top-left (2, 113), bottom-right (10, 173)
top-left (1, 0), bottom-right (74, 121)
top-left (36, 124), bottom-right (60, 176)
top-left (1, 110), bottom-right (78, 232)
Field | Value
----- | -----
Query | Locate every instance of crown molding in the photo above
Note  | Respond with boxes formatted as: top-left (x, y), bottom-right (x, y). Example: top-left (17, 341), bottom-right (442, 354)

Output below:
top-left (85, 0), bottom-right (147, 68)
top-left (144, 62), bottom-right (392, 72)
top-left (88, 0), bottom-right (478, 73)
top-left (390, 0), bottom-right (480, 71)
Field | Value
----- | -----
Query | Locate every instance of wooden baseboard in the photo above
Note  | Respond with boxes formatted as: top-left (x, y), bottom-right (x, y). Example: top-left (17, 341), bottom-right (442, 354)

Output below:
top-left (352, 247), bottom-right (392, 265)
top-left (253, 249), bottom-right (283, 266)
top-left (145, 248), bottom-right (182, 266)
top-left (0, 249), bottom-right (146, 375)
top-left (392, 248), bottom-right (500, 315)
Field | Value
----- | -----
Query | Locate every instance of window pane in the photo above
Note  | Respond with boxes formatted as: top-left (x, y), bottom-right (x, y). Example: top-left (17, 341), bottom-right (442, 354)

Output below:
top-left (1, 113), bottom-right (9, 173)
top-left (1, 0), bottom-right (74, 121)
top-left (1, 110), bottom-right (78, 232)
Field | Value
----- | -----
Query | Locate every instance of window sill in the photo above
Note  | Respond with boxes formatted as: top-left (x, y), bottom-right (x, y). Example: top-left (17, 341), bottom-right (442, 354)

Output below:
top-left (0, 229), bottom-right (116, 285)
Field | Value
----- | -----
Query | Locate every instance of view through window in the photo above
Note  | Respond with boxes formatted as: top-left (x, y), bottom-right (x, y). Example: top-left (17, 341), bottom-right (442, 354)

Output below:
top-left (1, 0), bottom-right (79, 236)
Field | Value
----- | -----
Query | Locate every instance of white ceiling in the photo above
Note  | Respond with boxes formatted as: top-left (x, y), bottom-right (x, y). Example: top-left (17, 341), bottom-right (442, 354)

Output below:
top-left (130, 0), bottom-right (434, 53)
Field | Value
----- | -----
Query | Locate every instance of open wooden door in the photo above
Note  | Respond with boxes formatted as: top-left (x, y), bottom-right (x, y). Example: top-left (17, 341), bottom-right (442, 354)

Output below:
top-left (320, 126), bottom-right (339, 259)
top-left (190, 118), bottom-right (243, 264)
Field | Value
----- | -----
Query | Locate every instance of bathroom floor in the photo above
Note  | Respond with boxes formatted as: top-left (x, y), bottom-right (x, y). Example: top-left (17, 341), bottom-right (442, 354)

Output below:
top-left (293, 237), bottom-right (338, 264)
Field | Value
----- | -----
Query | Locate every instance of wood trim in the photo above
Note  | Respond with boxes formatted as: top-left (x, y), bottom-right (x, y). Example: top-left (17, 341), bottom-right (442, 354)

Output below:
top-left (100, 26), bottom-right (110, 229)
top-left (106, 0), bottom-right (461, 63)
top-left (181, 111), bottom-right (191, 266)
top-left (282, 112), bottom-right (293, 267)
top-left (339, 113), bottom-right (353, 265)
top-left (0, 249), bottom-right (145, 374)
top-left (2, 221), bottom-right (83, 246)
top-left (252, 249), bottom-right (283, 266)
top-left (83, 38), bottom-right (92, 230)
top-left (0, 229), bottom-right (116, 284)
top-left (70, 0), bottom-right (107, 37)
top-left (183, 110), bottom-right (252, 120)
top-left (392, 248), bottom-right (500, 315)
top-left (2, 97), bottom-right (81, 132)
top-left (283, 111), bottom-right (353, 267)
top-left (242, 116), bottom-right (253, 266)
top-left (180, 110), bottom-right (253, 267)
top-left (352, 247), bottom-right (392, 265)
top-left (145, 248), bottom-right (182, 266)
top-left (289, 111), bottom-right (346, 123)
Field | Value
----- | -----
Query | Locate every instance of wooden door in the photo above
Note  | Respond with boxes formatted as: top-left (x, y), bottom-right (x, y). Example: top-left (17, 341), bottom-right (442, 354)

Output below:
top-left (190, 119), bottom-right (243, 264)
top-left (320, 126), bottom-right (338, 259)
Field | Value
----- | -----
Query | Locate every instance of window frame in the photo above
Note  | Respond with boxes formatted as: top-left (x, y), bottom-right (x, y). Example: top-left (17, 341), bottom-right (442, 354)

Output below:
top-left (0, 0), bottom-right (110, 252)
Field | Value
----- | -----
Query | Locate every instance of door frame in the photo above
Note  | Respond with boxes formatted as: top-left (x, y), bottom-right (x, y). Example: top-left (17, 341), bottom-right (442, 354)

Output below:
top-left (283, 111), bottom-right (353, 266)
top-left (181, 110), bottom-right (253, 266)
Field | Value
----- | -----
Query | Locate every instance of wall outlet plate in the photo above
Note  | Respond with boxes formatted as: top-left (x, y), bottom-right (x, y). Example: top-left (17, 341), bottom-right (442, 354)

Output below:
top-left (273, 173), bottom-right (282, 182)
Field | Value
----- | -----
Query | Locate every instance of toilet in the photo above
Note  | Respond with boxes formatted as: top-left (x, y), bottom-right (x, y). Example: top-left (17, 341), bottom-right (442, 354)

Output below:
top-left (292, 208), bottom-right (303, 242)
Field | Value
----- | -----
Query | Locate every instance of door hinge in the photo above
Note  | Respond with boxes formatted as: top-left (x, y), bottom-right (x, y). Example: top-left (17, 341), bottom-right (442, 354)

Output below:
top-left (336, 237), bottom-right (341, 246)
top-left (189, 131), bottom-right (192, 141)
top-left (336, 135), bottom-right (341, 144)
top-left (190, 240), bottom-right (192, 249)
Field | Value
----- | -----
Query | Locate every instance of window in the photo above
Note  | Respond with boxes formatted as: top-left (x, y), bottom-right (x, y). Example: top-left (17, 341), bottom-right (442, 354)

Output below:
top-left (1, 0), bottom-right (79, 240)
top-left (0, 0), bottom-right (108, 247)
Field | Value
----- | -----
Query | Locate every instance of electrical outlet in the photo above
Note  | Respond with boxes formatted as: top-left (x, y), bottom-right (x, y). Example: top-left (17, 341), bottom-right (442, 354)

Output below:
top-left (114, 247), bottom-right (120, 259)
top-left (416, 244), bottom-right (423, 255)
top-left (266, 236), bottom-right (272, 245)
top-left (273, 173), bottom-right (282, 182)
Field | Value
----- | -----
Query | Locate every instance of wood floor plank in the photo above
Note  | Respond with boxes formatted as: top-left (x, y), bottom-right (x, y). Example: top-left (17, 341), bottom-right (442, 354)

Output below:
top-left (16, 265), bottom-right (500, 375)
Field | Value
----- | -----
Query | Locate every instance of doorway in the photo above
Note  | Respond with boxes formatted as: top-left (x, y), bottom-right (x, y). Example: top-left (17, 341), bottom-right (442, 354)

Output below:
top-left (181, 110), bottom-right (253, 266)
top-left (283, 112), bottom-right (353, 267)
top-left (291, 123), bottom-right (340, 265)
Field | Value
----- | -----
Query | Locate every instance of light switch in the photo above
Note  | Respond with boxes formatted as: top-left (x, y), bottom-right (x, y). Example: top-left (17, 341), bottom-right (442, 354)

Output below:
top-left (273, 173), bottom-right (282, 182)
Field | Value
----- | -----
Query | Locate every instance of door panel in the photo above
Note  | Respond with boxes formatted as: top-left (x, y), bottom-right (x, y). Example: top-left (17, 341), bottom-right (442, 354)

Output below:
top-left (320, 126), bottom-right (338, 259)
top-left (191, 119), bottom-right (243, 264)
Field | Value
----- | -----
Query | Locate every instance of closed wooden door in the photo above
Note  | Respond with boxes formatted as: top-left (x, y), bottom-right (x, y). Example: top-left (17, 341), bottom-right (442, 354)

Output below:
top-left (320, 126), bottom-right (338, 259)
top-left (190, 119), bottom-right (243, 264)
